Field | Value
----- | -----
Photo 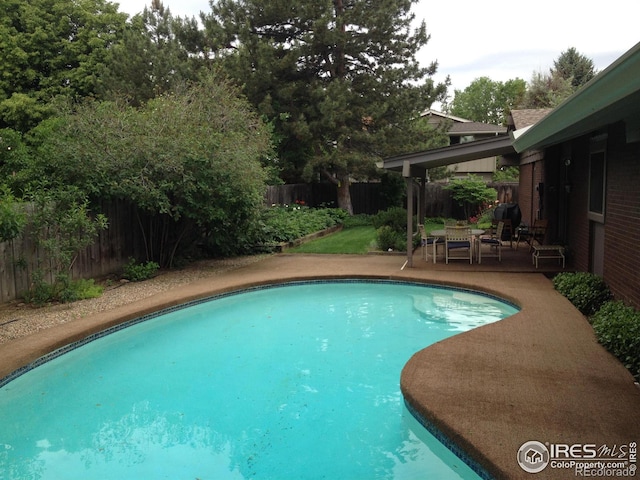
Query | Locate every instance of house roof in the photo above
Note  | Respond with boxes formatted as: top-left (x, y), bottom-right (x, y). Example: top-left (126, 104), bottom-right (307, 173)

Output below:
top-left (449, 121), bottom-right (506, 135)
top-left (421, 109), bottom-right (507, 135)
top-left (420, 109), bottom-right (469, 124)
top-left (512, 41), bottom-right (640, 152)
top-left (508, 109), bottom-right (552, 130)
top-left (384, 43), bottom-right (640, 176)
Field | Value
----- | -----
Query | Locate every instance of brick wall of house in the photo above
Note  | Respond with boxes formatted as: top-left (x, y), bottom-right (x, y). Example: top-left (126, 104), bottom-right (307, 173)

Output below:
top-left (518, 163), bottom-right (534, 226)
top-left (603, 122), bottom-right (640, 309)
top-left (560, 123), bottom-right (640, 309)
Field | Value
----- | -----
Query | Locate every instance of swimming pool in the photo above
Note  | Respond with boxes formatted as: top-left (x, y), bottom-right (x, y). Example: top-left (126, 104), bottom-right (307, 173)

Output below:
top-left (0, 280), bottom-right (518, 479)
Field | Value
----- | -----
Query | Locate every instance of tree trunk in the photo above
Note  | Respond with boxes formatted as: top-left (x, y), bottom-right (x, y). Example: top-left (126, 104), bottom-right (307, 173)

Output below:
top-left (336, 175), bottom-right (353, 215)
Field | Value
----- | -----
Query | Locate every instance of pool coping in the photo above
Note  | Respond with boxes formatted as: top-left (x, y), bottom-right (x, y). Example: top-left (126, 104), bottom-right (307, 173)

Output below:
top-left (1, 254), bottom-right (638, 479)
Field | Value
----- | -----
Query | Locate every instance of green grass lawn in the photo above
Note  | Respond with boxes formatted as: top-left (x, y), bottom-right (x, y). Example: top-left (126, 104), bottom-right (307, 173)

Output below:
top-left (287, 226), bottom-right (377, 254)
top-left (287, 220), bottom-right (446, 254)
top-left (286, 219), bottom-right (486, 255)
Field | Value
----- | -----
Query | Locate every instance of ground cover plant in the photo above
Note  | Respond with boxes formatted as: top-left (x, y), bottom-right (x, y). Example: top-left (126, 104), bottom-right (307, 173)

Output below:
top-left (255, 205), bottom-right (348, 249)
top-left (552, 271), bottom-right (611, 315)
top-left (122, 258), bottom-right (160, 282)
top-left (553, 271), bottom-right (639, 381)
top-left (590, 301), bottom-right (640, 381)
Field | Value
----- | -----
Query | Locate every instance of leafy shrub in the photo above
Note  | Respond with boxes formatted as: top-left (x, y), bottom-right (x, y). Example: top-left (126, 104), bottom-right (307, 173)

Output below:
top-left (23, 271), bottom-right (103, 305)
top-left (123, 258), bottom-right (160, 282)
top-left (552, 272), bottom-right (611, 315)
top-left (375, 225), bottom-right (406, 252)
top-left (0, 185), bottom-right (26, 242)
top-left (444, 174), bottom-right (497, 220)
top-left (255, 206), bottom-right (347, 247)
top-left (341, 213), bottom-right (372, 228)
top-left (24, 270), bottom-right (54, 306)
top-left (71, 278), bottom-right (104, 300)
top-left (372, 207), bottom-right (408, 231)
top-left (376, 226), bottom-right (398, 251)
top-left (591, 301), bottom-right (640, 381)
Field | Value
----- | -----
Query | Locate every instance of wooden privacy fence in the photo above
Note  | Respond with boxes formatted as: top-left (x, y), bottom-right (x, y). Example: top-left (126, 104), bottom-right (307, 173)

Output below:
top-left (1, 183), bottom-right (518, 304)
top-left (0, 201), bottom-right (145, 304)
top-left (265, 182), bottom-right (518, 217)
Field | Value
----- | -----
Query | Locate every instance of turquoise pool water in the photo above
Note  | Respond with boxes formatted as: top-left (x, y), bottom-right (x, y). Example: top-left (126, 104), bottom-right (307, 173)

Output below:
top-left (0, 281), bottom-right (518, 479)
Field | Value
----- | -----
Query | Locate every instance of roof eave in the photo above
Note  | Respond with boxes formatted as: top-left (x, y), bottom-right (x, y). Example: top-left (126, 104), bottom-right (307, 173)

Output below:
top-left (512, 41), bottom-right (640, 153)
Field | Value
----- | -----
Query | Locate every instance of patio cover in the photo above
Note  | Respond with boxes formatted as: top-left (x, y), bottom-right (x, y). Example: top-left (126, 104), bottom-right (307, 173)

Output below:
top-left (383, 135), bottom-right (515, 267)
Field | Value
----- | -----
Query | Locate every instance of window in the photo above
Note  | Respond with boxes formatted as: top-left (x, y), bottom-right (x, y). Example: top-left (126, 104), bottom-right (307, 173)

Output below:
top-left (588, 135), bottom-right (607, 223)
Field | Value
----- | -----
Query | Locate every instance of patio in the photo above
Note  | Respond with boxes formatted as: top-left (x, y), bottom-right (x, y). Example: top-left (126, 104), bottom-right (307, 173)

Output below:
top-left (412, 237), bottom-right (568, 275)
top-left (0, 253), bottom-right (637, 479)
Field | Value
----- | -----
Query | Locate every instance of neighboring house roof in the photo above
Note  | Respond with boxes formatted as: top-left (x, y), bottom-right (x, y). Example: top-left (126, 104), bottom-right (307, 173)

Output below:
top-left (512, 41), bottom-right (640, 152)
top-left (421, 109), bottom-right (469, 124)
top-left (422, 109), bottom-right (506, 135)
top-left (383, 111), bottom-right (510, 174)
top-left (508, 109), bottom-right (552, 131)
top-left (449, 121), bottom-right (506, 135)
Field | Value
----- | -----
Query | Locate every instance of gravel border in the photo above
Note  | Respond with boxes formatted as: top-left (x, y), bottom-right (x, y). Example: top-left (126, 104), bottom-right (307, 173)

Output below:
top-left (0, 255), bottom-right (269, 345)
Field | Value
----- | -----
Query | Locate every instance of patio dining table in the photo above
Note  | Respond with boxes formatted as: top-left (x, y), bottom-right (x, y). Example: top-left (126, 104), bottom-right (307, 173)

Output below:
top-left (429, 228), bottom-right (485, 263)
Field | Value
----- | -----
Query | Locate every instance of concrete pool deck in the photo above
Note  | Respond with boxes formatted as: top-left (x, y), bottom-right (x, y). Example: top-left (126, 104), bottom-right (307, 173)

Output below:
top-left (1, 253), bottom-right (639, 479)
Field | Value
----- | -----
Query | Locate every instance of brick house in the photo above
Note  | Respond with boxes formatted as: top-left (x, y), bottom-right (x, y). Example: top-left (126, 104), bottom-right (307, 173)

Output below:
top-left (511, 42), bottom-right (640, 309)
top-left (503, 109), bottom-right (552, 227)
top-left (384, 42), bottom-right (640, 309)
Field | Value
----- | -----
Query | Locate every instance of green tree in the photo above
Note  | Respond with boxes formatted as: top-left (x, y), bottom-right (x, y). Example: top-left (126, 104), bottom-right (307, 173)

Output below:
top-left (0, 184), bottom-right (26, 242)
top-left (0, 128), bottom-right (33, 192)
top-left (101, 0), bottom-right (205, 106)
top-left (0, 0), bottom-right (128, 131)
top-left (553, 47), bottom-right (596, 89)
top-left (521, 70), bottom-right (574, 108)
top-left (444, 174), bottom-right (497, 220)
top-left (203, 0), bottom-right (448, 214)
top-left (30, 73), bottom-right (273, 264)
top-left (449, 77), bottom-right (526, 125)
top-left (25, 186), bottom-right (108, 299)
top-left (521, 48), bottom-right (595, 108)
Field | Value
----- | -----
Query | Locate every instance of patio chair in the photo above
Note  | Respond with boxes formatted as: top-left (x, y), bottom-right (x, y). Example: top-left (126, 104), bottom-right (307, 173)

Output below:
top-left (494, 218), bottom-right (513, 248)
top-left (478, 221), bottom-right (504, 263)
top-left (515, 218), bottom-right (548, 251)
top-left (419, 224), bottom-right (444, 263)
top-left (445, 226), bottom-right (472, 264)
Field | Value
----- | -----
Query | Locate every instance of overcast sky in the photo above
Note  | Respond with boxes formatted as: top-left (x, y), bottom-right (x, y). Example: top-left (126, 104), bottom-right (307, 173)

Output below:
top-left (118, 0), bottom-right (639, 101)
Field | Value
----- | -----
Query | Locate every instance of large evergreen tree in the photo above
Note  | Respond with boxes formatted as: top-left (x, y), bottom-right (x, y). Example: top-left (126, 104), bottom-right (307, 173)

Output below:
top-left (101, 0), bottom-right (206, 105)
top-left (522, 48), bottom-right (596, 108)
top-left (0, 0), bottom-right (128, 131)
top-left (202, 0), bottom-right (447, 213)
top-left (553, 47), bottom-right (596, 89)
